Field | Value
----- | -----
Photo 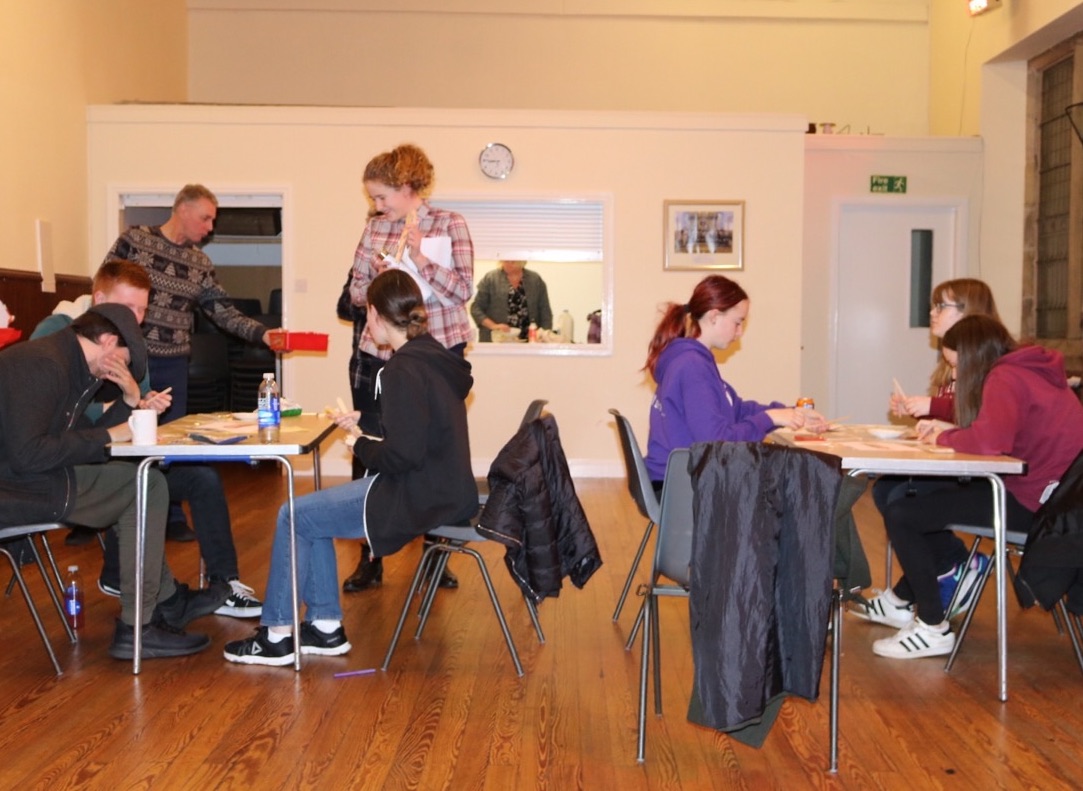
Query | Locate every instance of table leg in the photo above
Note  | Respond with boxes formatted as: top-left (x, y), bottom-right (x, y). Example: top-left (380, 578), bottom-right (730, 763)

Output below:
top-left (984, 473), bottom-right (1009, 702)
top-left (133, 455), bottom-right (164, 675)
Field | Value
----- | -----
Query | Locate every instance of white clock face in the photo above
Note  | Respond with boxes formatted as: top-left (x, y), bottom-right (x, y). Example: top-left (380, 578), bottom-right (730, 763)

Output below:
top-left (479, 143), bottom-right (514, 179)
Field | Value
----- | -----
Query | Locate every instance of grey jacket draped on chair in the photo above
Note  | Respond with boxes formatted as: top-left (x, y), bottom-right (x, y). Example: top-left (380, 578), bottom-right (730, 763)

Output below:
top-left (686, 442), bottom-right (842, 744)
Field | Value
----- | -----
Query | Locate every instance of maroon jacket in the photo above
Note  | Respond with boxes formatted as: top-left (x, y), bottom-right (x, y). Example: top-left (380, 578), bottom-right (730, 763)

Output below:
top-left (938, 346), bottom-right (1083, 511)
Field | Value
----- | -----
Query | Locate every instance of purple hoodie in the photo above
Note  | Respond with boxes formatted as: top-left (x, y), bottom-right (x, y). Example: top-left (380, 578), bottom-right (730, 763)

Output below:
top-left (644, 338), bottom-right (783, 481)
top-left (939, 345), bottom-right (1083, 511)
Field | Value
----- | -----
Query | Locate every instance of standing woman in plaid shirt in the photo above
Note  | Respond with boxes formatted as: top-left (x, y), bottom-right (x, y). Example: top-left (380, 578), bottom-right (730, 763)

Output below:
top-left (343, 143), bottom-right (474, 593)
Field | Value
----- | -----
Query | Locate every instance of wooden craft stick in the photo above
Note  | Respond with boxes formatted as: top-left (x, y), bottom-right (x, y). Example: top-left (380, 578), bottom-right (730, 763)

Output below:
top-left (394, 209), bottom-right (417, 260)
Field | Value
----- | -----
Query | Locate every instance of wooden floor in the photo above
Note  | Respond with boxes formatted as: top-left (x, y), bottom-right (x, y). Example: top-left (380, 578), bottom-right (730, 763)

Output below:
top-left (2, 464), bottom-right (1083, 789)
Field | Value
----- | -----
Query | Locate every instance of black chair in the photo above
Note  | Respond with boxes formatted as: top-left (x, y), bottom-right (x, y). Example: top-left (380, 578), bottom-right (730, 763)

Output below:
top-left (636, 448), bottom-right (694, 762)
top-left (187, 333), bottom-right (231, 413)
top-left (943, 524), bottom-right (1083, 676)
top-left (608, 408), bottom-right (661, 624)
top-left (0, 523), bottom-right (77, 675)
top-left (381, 400), bottom-right (551, 676)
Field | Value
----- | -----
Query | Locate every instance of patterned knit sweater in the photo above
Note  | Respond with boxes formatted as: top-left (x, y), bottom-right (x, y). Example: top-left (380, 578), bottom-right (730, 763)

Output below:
top-left (105, 226), bottom-right (268, 358)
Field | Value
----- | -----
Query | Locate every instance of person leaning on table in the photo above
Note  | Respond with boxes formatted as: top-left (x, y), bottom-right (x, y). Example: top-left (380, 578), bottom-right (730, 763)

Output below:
top-left (0, 303), bottom-right (228, 659)
top-left (854, 315), bottom-right (1083, 660)
top-left (30, 259), bottom-right (263, 620)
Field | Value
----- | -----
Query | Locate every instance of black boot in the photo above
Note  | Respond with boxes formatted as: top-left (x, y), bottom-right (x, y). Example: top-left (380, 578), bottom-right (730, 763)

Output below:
top-left (343, 544), bottom-right (383, 592)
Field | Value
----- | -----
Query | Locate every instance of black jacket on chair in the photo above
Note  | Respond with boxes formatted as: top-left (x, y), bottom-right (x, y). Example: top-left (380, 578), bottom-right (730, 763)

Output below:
top-left (686, 441), bottom-right (842, 744)
top-left (477, 414), bottom-right (602, 603)
top-left (1018, 449), bottom-right (1083, 612)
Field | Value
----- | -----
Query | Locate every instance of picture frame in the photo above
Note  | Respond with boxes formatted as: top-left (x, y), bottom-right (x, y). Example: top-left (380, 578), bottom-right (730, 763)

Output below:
top-left (663, 200), bottom-right (744, 271)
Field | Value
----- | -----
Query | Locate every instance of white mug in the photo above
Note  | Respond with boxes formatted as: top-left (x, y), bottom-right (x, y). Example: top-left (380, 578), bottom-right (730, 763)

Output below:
top-left (128, 409), bottom-right (158, 445)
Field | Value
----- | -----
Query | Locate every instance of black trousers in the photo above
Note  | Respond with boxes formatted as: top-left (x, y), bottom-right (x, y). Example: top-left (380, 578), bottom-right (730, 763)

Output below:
top-left (882, 479), bottom-right (1033, 623)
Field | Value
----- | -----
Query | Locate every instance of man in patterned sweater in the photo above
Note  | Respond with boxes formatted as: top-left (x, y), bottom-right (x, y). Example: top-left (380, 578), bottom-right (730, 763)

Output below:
top-left (103, 184), bottom-right (276, 424)
top-left (104, 185), bottom-right (278, 543)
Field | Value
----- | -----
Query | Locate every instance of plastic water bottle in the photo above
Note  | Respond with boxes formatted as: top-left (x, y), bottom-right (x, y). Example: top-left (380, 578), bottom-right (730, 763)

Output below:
top-left (257, 372), bottom-right (281, 443)
top-left (557, 309), bottom-right (574, 342)
top-left (64, 565), bottom-right (84, 630)
top-left (528, 323), bottom-right (538, 343)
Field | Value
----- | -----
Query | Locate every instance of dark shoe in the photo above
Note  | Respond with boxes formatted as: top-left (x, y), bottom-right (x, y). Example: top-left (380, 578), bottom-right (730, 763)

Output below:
top-left (343, 550), bottom-right (383, 593)
top-left (98, 577), bottom-right (121, 598)
top-left (438, 568), bottom-right (459, 589)
top-left (212, 579), bottom-right (263, 618)
top-left (223, 626), bottom-right (295, 666)
top-left (299, 622), bottom-right (352, 656)
top-left (108, 619), bottom-right (210, 659)
top-left (64, 526), bottom-right (98, 547)
top-left (153, 581), bottom-right (230, 630)
top-left (166, 520), bottom-right (197, 543)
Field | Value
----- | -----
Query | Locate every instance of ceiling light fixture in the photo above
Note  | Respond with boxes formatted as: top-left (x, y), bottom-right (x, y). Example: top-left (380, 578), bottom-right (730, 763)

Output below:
top-left (968, 0), bottom-right (1002, 16)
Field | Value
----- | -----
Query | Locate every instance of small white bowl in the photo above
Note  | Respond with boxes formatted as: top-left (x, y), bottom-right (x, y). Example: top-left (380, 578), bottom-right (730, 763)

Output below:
top-left (868, 426), bottom-right (905, 440)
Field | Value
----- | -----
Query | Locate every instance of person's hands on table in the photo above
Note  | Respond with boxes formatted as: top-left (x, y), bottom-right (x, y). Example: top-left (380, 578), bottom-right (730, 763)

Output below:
top-left (768, 407), bottom-right (829, 433)
top-left (891, 393), bottom-right (932, 418)
top-left (915, 418), bottom-right (954, 445)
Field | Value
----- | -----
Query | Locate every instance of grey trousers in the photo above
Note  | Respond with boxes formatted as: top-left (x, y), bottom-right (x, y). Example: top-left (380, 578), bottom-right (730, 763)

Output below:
top-left (70, 462), bottom-right (175, 626)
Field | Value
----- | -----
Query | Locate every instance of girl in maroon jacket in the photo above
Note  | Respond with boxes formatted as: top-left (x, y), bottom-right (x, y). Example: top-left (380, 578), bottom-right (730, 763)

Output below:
top-left (861, 315), bottom-right (1083, 660)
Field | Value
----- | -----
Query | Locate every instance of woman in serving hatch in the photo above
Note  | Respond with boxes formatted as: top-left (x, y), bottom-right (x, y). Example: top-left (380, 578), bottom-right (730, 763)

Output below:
top-left (642, 274), bottom-right (828, 486)
top-left (471, 260), bottom-right (553, 342)
top-left (857, 314), bottom-right (1083, 660)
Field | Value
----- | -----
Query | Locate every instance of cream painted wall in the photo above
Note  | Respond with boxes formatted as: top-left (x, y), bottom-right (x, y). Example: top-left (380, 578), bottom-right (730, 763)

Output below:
top-left (929, 3), bottom-right (1083, 335)
top-left (87, 105), bottom-right (808, 477)
top-left (801, 135), bottom-right (984, 416)
top-left (0, 1), bottom-right (186, 288)
top-left (187, 0), bottom-right (930, 136)
top-left (929, 0), bottom-right (1083, 136)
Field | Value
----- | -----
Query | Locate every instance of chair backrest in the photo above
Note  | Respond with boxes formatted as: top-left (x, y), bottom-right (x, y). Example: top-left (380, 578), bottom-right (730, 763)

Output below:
top-left (609, 408), bottom-right (661, 524)
top-left (520, 399), bottom-right (548, 429)
top-left (653, 448), bottom-right (694, 587)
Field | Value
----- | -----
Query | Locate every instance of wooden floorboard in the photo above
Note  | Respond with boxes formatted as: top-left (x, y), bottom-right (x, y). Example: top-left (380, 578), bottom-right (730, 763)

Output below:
top-left (1, 465), bottom-right (1083, 789)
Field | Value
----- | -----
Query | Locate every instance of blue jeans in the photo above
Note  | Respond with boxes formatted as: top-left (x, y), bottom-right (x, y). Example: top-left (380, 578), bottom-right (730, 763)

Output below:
top-left (261, 476), bottom-right (373, 627)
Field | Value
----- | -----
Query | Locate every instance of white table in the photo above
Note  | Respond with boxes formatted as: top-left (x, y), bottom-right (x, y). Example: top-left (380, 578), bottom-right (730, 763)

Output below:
top-left (110, 413), bottom-right (340, 673)
top-left (773, 426), bottom-right (1026, 703)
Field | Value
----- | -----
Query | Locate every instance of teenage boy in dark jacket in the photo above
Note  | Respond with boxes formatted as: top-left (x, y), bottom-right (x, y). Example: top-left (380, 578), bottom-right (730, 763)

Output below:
top-left (0, 304), bottom-right (227, 659)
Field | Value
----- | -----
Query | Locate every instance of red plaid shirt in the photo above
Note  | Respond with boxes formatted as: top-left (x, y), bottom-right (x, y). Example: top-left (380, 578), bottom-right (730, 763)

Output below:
top-left (349, 203), bottom-right (474, 359)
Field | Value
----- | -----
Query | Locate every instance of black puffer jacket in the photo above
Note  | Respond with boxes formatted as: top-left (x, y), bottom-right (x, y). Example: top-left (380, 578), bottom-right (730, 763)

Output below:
top-left (1018, 448), bottom-right (1083, 612)
top-left (0, 331), bottom-right (111, 525)
top-left (478, 414), bottom-right (602, 603)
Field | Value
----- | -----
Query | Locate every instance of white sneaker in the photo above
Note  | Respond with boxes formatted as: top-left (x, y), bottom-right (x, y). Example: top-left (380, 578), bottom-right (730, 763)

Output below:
top-left (872, 618), bottom-right (955, 659)
top-left (214, 579), bottom-right (263, 618)
top-left (850, 589), bottom-right (914, 628)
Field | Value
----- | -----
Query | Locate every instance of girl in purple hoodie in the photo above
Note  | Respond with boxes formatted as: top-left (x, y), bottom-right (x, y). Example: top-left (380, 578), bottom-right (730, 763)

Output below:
top-left (642, 275), bottom-right (827, 483)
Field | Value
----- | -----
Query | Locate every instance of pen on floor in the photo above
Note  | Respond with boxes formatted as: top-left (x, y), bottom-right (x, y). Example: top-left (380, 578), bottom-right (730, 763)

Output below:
top-left (333, 668), bottom-right (376, 679)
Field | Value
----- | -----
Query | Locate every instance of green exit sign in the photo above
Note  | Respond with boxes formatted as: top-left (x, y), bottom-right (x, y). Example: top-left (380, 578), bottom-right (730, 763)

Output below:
top-left (870, 175), bottom-right (907, 193)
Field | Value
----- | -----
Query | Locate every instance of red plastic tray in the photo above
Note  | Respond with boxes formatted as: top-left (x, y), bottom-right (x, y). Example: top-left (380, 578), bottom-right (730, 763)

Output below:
top-left (0, 327), bottom-right (22, 349)
top-left (268, 330), bottom-right (328, 352)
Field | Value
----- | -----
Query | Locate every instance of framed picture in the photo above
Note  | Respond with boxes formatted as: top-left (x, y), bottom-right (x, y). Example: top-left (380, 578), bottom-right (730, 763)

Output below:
top-left (663, 200), bottom-right (744, 271)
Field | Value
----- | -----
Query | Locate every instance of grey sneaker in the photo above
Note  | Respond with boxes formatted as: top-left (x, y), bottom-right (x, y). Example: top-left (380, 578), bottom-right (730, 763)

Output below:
top-left (153, 582), bottom-right (230, 630)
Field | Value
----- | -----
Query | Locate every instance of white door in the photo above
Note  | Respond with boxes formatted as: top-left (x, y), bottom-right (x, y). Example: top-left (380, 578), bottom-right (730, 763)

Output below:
top-left (832, 202), bottom-right (963, 424)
